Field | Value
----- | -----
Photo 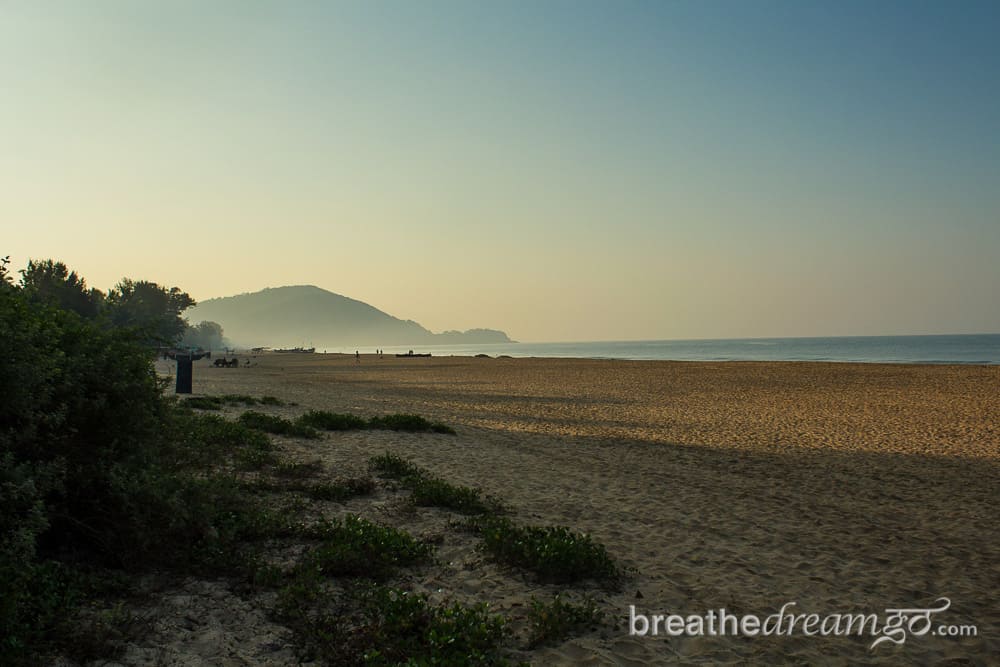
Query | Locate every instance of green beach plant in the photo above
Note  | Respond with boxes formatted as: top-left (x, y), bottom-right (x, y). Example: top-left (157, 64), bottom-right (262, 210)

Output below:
top-left (368, 453), bottom-right (425, 481)
top-left (297, 410), bottom-right (368, 431)
top-left (237, 411), bottom-right (320, 439)
top-left (368, 413), bottom-right (456, 434)
top-left (276, 583), bottom-right (509, 667)
top-left (526, 594), bottom-right (605, 647)
top-left (468, 517), bottom-right (622, 584)
top-left (299, 515), bottom-right (433, 580)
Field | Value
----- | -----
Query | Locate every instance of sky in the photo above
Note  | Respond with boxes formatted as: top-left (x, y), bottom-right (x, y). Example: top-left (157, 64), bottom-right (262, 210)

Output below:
top-left (2, 0), bottom-right (998, 342)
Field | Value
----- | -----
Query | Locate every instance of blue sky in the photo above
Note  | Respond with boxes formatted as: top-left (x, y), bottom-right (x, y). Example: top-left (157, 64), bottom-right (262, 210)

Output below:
top-left (2, 1), bottom-right (998, 340)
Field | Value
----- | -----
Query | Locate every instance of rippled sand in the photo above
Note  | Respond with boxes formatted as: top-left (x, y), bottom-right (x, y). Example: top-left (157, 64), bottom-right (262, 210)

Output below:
top-left (142, 354), bottom-right (997, 665)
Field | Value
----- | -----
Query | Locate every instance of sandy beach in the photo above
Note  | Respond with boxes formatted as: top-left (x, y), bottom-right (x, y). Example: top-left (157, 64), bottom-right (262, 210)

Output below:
top-left (139, 354), bottom-right (998, 665)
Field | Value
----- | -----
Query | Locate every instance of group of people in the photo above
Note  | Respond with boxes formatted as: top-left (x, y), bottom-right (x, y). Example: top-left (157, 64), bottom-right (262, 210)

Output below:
top-left (355, 349), bottom-right (386, 363)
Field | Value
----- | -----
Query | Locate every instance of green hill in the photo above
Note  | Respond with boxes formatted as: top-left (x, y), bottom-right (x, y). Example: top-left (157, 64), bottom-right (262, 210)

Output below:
top-left (186, 285), bottom-right (511, 348)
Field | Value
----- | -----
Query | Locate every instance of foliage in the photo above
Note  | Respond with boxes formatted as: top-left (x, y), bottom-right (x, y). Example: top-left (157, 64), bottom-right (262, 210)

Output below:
top-left (105, 277), bottom-right (195, 345)
top-left (277, 583), bottom-right (509, 667)
top-left (526, 594), bottom-right (604, 648)
top-left (368, 413), bottom-right (456, 434)
top-left (182, 394), bottom-right (270, 410)
top-left (165, 410), bottom-right (274, 470)
top-left (180, 320), bottom-right (225, 351)
top-left (299, 515), bottom-right (433, 581)
top-left (259, 395), bottom-right (285, 406)
top-left (356, 586), bottom-right (508, 666)
top-left (18, 259), bottom-right (104, 318)
top-left (221, 394), bottom-right (260, 406)
top-left (183, 396), bottom-right (224, 410)
top-left (408, 475), bottom-right (491, 515)
top-left (238, 411), bottom-right (320, 439)
top-left (368, 453), bottom-right (499, 515)
top-left (367, 453), bottom-right (425, 481)
top-left (468, 517), bottom-right (621, 584)
top-left (300, 411), bottom-right (455, 434)
top-left (297, 410), bottom-right (368, 431)
top-left (0, 255), bottom-right (13, 288)
top-left (0, 275), bottom-right (273, 662)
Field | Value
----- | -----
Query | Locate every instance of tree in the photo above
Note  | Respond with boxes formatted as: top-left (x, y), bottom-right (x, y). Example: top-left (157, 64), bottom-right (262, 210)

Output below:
top-left (181, 320), bottom-right (225, 350)
top-left (0, 256), bottom-right (13, 291)
top-left (18, 259), bottom-right (104, 318)
top-left (105, 279), bottom-right (196, 345)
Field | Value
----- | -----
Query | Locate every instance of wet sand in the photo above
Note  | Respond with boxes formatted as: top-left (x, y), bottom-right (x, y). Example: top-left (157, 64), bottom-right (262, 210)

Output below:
top-left (139, 354), bottom-right (998, 665)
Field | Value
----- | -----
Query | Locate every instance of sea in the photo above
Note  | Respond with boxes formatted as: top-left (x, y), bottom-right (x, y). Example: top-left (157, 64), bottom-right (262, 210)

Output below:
top-left (325, 334), bottom-right (1000, 364)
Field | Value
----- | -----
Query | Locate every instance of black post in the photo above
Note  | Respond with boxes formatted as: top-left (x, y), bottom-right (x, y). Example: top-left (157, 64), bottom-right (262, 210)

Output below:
top-left (176, 354), bottom-right (193, 394)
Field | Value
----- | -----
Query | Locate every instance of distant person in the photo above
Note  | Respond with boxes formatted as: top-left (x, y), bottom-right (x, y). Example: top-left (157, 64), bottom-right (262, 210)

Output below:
top-left (356, 350), bottom-right (360, 363)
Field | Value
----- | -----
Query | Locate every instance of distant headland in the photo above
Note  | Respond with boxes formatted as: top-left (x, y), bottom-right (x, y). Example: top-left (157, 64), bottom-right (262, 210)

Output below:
top-left (186, 285), bottom-right (513, 348)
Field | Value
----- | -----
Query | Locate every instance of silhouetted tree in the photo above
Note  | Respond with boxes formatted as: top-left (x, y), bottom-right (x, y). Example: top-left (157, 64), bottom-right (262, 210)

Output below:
top-left (18, 259), bottom-right (104, 318)
top-left (181, 320), bottom-right (225, 350)
top-left (105, 279), bottom-right (195, 344)
top-left (0, 256), bottom-right (13, 291)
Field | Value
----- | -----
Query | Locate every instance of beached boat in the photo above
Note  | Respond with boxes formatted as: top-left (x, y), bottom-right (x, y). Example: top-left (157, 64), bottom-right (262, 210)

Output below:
top-left (396, 351), bottom-right (432, 357)
top-left (274, 347), bottom-right (315, 353)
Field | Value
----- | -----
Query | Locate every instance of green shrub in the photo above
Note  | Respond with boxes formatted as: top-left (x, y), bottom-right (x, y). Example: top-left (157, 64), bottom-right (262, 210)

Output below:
top-left (300, 515), bottom-right (433, 580)
top-left (234, 447), bottom-right (281, 471)
top-left (368, 453), bottom-right (424, 481)
top-left (409, 476), bottom-right (490, 515)
top-left (238, 411), bottom-right (320, 439)
top-left (277, 583), bottom-right (509, 667)
top-left (302, 478), bottom-right (376, 502)
top-left (356, 586), bottom-right (508, 666)
top-left (470, 517), bottom-right (621, 584)
top-left (0, 455), bottom-right (76, 664)
top-left (258, 395), bottom-right (285, 406)
top-left (221, 394), bottom-right (259, 406)
top-left (368, 414), bottom-right (456, 434)
top-left (297, 410), bottom-right (368, 431)
top-left (183, 394), bottom-right (277, 409)
top-left (0, 281), bottom-right (284, 661)
top-left (168, 410), bottom-right (274, 469)
top-left (183, 396), bottom-right (223, 410)
top-left (527, 594), bottom-right (604, 647)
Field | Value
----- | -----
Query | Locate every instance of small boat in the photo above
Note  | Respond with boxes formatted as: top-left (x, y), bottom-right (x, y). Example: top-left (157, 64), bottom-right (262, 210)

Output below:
top-left (396, 351), bottom-right (432, 358)
top-left (274, 347), bottom-right (316, 353)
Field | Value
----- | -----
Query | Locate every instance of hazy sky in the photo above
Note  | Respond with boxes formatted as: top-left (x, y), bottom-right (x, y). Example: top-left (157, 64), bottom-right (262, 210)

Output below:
top-left (3, 1), bottom-right (998, 342)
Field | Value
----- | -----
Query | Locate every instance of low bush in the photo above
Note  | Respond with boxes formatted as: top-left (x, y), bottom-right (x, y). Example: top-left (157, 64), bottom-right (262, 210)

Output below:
top-left (237, 411), bottom-right (320, 439)
top-left (297, 410), bottom-right (368, 431)
top-left (368, 453), bottom-right (424, 481)
top-left (527, 594), bottom-right (604, 647)
top-left (182, 395), bottom-right (284, 410)
top-left (355, 586), bottom-right (508, 666)
top-left (368, 413), bottom-right (456, 434)
top-left (277, 583), bottom-right (509, 667)
top-left (259, 395), bottom-right (285, 406)
top-left (183, 396), bottom-right (223, 410)
top-left (469, 517), bottom-right (622, 584)
top-left (409, 476), bottom-right (490, 515)
top-left (300, 515), bottom-right (433, 581)
top-left (221, 394), bottom-right (259, 406)
top-left (0, 278), bottom-right (293, 663)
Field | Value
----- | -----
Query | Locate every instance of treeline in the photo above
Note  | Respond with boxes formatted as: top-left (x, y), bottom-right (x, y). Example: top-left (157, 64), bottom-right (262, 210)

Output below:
top-left (11, 257), bottom-right (225, 349)
top-left (0, 256), bottom-right (250, 663)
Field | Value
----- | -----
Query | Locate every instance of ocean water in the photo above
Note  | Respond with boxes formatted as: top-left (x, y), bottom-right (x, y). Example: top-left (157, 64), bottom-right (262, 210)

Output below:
top-left (326, 334), bottom-right (1000, 364)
